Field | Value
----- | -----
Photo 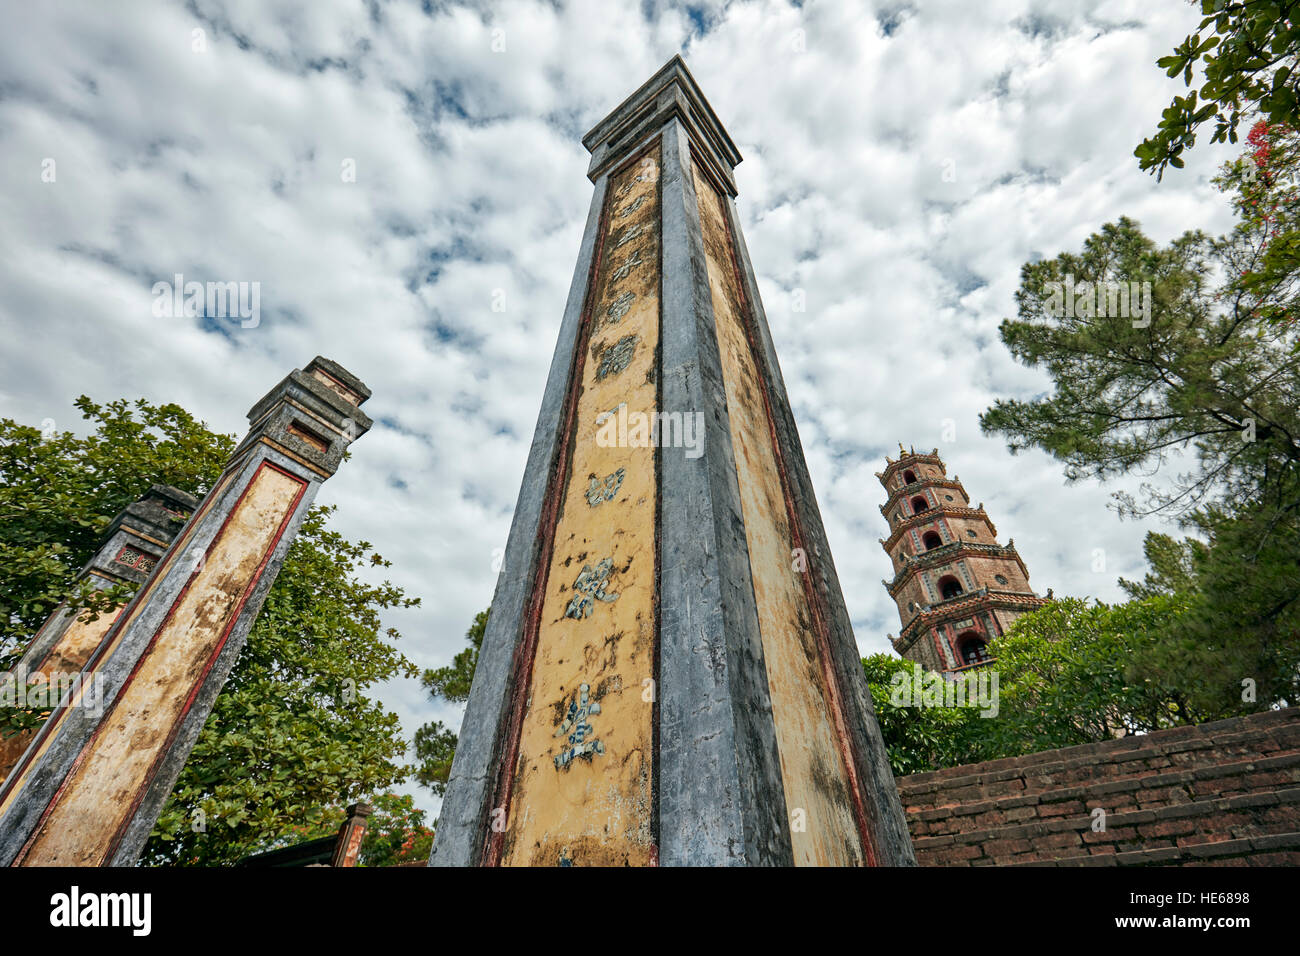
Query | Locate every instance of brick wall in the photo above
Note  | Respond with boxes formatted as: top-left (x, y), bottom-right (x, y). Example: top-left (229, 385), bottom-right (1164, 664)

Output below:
top-left (896, 708), bottom-right (1300, 866)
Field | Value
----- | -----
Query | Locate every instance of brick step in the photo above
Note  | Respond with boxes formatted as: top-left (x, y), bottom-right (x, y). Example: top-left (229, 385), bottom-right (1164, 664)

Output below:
top-left (899, 712), bottom-right (1300, 808)
top-left (910, 751), bottom-right (1300, 839)
top-left (913, 786), bottom-right (1300, 866)
top-left (1015, 830), bottom-right (1300, 867)
top-left (900, 738), bottom-right (1300, 809)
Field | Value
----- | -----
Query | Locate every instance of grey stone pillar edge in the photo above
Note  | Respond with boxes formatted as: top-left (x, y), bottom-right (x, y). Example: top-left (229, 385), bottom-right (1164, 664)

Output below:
top-left (721, 197), bottom-right (917, 866)
top-left (0, 357), bottom-right (372, 866)
top-left (429, 170), bottom-right (611, 867)
top-left (657, 118), bottom-right (792, 866)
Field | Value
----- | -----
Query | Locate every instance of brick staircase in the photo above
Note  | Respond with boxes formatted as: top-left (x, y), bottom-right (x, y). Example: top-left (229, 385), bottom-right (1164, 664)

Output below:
top-left (896, 708), bottom-right (1300, 866)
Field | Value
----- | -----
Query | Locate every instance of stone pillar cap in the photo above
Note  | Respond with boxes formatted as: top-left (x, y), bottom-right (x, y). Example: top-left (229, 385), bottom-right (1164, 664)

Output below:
top-left (305, 356), bottom-right (372, 404)
top-left (144, 484), bottom-right (201, 512)
top-left (100, 485), bottom-right (199, 547)
top-left (581, 55), bottom-right (742, 192)
top-left (246, 359), bottom-right (374, 433)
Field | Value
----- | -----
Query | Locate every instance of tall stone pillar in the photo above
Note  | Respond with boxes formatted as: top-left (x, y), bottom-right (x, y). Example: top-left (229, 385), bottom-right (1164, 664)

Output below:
top-left (433, 57), bottom-right (914, 867)
top-left (0, 484), bottom-right (198, 782)
top-left (0, 357), bottom-right (371, 866)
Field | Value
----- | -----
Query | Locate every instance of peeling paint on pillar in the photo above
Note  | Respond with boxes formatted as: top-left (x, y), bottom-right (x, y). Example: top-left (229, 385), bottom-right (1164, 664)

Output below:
top-left (18, 465), bottom-right (304, 865)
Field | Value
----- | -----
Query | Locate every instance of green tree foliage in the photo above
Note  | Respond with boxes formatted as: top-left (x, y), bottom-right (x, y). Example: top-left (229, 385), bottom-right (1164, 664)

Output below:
top-left (1137, 0), bottom-right (1300, 178)
top-left (982, 596), bottom-right (1219, 756)
top-left (1119, 520), bottom-right (1300, 715)
top-left (413, 608), bottom-right (486, 796)
top-left (423, 607), bottom-right (486, 702)
top-left (145, 505), bottom-right (420, 865)
top-left (861, 654), bottom-right (994, 775)
top-left (980, 215), bottom-right (1298, 523)
top-left (981, 139), bottom-right (1300, 712)
top-left (863, 594), bottom-right (1231, 776)
top-left (413, 721), bottom-right (459, 797)
top-left (0, 397), bottom-right (420, 866)
top-left (1116, 532), bottom-right (1208, 600)
top-left (353, 792), bottom-right (435, 866)
top-left (1217, 120), bottom-right (1300, 337)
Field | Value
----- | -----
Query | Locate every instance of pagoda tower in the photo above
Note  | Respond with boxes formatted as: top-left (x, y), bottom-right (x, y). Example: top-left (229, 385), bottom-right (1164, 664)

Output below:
top-left (878, 446), bottom-right (1049, 675)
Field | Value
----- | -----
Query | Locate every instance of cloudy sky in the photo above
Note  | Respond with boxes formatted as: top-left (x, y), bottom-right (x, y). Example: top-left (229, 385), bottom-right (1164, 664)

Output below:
top-left (0, 0), bottom-right (1241, 816)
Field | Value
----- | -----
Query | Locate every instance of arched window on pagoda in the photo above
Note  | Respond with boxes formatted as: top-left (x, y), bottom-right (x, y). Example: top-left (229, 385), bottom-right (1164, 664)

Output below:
top-left (903, 469), bottom-right (917, 485)
top-left (910, 495), bottom-right (928, 514)
top-left (938, 575), bottom-right (963, 600)
top-left (922, 531), bottom-right (942, 550)
top-left (957, 631), bottom-right (990, 664)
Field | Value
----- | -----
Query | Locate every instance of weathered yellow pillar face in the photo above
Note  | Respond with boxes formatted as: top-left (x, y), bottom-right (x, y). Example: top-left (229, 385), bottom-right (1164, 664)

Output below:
top-left (13, 547), bottom-right (161, 691)
top-left (0, 611), bottom-right (121, 785)
top-left (692, 165), bottom-right (867, 866)
top-left (498, 147), bottom-right (661, 867)
top-left (0, 473), bottom-right (233, 822)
